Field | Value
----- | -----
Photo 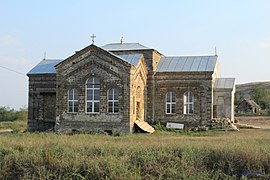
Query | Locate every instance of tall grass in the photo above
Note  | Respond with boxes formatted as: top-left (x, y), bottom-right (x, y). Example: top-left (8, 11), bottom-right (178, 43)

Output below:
top-left (1, 128), bottom-right (270, 179)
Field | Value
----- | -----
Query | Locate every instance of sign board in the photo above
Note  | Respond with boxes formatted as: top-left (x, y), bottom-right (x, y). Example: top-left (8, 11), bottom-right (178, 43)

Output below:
top-left (166, 122), bottom-right (184, 129)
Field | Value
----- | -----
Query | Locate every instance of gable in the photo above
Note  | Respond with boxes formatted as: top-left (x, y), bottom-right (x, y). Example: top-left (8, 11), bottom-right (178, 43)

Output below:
top-left (56, 44), bottom-right (133, 70)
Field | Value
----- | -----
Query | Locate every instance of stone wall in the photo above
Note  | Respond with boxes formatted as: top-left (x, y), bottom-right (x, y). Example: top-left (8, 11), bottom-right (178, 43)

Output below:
top-left (153, 72), bottom-right (213, 127)
top-left (129, 56), bottom-right (148, 131)
top-left (27, 74), bottom-right (57, 131)
top-left (214, 89), bottom-right (235, 122)
top-left (111, 49), bottom-right (162, 123)
top-left (55, 45), bottom-right (132, 133)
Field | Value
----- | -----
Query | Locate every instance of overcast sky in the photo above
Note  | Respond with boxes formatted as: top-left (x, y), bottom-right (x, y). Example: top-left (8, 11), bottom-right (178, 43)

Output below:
top-left (1, 0), bottom-right (270, 109)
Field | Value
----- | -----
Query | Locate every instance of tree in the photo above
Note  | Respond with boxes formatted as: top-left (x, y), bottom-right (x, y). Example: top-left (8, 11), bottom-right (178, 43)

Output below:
top-left (0, 106), bottom-right (28, 121)
top-left (251, 85), bottom-right (270, 109)
top-left (234, 91), bottom-right (244, 105)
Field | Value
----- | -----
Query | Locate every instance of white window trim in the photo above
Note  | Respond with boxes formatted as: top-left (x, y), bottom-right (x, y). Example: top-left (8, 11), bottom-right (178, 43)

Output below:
top-left (166, 92), bottom-right (176, 114)
top-left (108, 88), bottom-right (119, 113)
top-left (85, 78), bottom-right (100, 113)
top-left (68, 89), bottom-right (78, 113)
top-left (183, 91), bottom-right (194, 114)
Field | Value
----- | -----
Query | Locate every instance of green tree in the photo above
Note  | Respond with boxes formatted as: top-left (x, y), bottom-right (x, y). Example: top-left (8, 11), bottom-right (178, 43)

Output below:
top-left (251, 85), bottom-right (270, 109)
top-left (234, 91), bottom-right (244, 105)
top-left (0, 106), bottom-right (28, 121)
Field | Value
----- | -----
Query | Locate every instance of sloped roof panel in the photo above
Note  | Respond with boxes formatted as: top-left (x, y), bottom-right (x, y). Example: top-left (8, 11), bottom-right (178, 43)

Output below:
top-left (102, 43), bottom-right (151, 51)
top-left (116, 53), bottom-right (143, 66)
top-left (27, 59), bottom-right (62, 75)
top-left (214, 78), bottom-right (235, 90)
top-left (156, 55), bottom-right (217, 72)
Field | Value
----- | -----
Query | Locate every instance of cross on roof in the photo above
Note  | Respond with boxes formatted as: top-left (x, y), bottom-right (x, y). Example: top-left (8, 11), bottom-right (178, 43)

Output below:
top-left (90, 33), bottom-right (96, 44)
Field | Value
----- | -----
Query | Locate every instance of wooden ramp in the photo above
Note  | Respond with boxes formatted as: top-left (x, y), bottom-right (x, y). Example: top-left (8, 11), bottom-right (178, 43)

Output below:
top-left (135, 120), bottom-right (155, 133)
top-left (0, 129), bottom-right (13, 134)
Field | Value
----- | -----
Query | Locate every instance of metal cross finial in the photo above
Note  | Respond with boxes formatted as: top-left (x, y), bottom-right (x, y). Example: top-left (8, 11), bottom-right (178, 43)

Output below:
top-left (215, 47), bottom-right (217, 56)
top-left (120, 36), bottom-right (124, 44)
top-left (91, 33), bottom-right (96, 44)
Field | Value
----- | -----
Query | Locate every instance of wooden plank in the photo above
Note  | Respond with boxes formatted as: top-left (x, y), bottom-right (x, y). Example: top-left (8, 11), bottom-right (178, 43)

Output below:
top-left (135, 120), bottom-right (155, 133)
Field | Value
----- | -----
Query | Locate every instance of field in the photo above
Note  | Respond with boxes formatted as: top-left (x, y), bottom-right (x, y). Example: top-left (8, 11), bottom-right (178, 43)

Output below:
top-left (1, 120), bottom-right (270, 179)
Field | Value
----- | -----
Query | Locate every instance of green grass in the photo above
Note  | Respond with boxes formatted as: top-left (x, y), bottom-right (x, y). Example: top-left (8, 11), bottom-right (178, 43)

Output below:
top-left (0, 120), bottom-right (27, 132)
top-left (0, 121), bottom-right (270, 179)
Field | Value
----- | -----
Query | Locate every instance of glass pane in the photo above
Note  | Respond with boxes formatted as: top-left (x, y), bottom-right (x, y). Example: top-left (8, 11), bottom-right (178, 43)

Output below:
top-left (171, 93), bottom-right (176, 102)
top-left (166, 104), bottom-right (170, 113)
top-left (108, 102), bottom-right (113, 113)
top-left (74, 101), bottom-right (78, 112)
top-left (86, 78), bottom-right (93, 88)
top-left (74, 89), bottom-right (78, 100)
top-left (114, 102), bottom-right (119, 113)
top-left (94, 78), bottom-right (100, 88)
top-left (87, 102), bottom-right (92, 112)
top-left (94, 102), bottom-right (99, 112)
top-left (114, 89), bottom-right (118, 100)
top-left (94, 90), bottom-right (100, 100)
top-left (94, 84), bottom-right (100, 89)
top-left (188, 92), bottom-right (193, 102)
top-left (166, 93), bottom-right (170, 102)
top-left (108, 89), bottom-right (113, 100)
top-left (68, 102), bottom-right (73, 112)
top-left (172, 104), bottom-right (176, 113)
top-left (189, 104), bottom-right (194, 114)
top-left (68, 90), bottom-right (73, 100)
top-left (184, 104), bottom-right (187, 114)
top-left (87, 90), bottom-right (92, 100)
top-left (184, 93), bottom-right (187, 103)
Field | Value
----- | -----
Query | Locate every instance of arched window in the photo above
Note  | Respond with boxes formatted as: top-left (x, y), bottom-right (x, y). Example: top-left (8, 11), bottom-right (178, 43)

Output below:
top-left (166, 92), bottom-right (176, 114)
top-left (108, 88), bottom-right (119, 113)
top-left (183, 91), bottom-right (194, 114)
top-left (86, 77), bottom-right (100, 113)
top-left (68, 88), bottom-right (79, 113)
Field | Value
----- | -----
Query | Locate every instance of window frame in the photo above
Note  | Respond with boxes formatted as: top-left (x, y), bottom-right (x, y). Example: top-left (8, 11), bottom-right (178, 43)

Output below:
top-left (108, 88), bottom-right (119, 114)
top-left (165, 91), bottom-right (176, 114)
top-left (68, 88), bottom-right (79, 113)
top-left (183, 91), bottom-right (194, 115)
top-left (85, 77), bottom-right (100, 113)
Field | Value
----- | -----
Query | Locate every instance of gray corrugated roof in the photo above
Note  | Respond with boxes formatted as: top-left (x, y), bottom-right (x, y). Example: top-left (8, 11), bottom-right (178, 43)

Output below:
top-left (214, 78), bottom-right (235, 90)
top-left (102, 43), bottom-right (151, 51)
top-left (156, 56), bottom-right (217, 72)
top-left (116, 53), bottom-right (143, 66)
top-left (27, 59), bottom-right (62, 75)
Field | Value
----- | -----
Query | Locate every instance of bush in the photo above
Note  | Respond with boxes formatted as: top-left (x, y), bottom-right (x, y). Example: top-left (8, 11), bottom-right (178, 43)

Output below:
top-left (0, 106), bottom-right (27, 122)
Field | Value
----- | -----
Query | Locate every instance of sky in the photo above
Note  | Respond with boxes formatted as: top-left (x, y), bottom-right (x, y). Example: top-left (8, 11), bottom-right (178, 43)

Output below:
top-left (0, 0), bottom-right (270, 109)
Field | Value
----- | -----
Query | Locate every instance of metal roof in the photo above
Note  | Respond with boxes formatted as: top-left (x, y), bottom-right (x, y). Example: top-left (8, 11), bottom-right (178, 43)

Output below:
top-left (27, 59), bottom-right (62, 75)
top-left (102, 43), bottom-right (151, 51)
top-left (156, 56), bottom-right (217, 72)
top-left (116, 53), bottom-right (143, 66)
top-left (214, 78), bottom-right (235, 90)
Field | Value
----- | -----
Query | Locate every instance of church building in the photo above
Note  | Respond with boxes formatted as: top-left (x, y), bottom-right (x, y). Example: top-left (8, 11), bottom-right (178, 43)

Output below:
top-left (27, 39), bottom-right (235, 133)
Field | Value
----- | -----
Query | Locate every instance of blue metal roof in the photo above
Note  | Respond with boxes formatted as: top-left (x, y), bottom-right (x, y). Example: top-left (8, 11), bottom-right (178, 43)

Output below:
top-left (102, 43), bottom-right (151, 51)
top-left (116, 54), bottom-right (143, 66)
top-left (27, 59), bottom-right (62, 75)
top-left (156, 56), bottom-right (217, 72)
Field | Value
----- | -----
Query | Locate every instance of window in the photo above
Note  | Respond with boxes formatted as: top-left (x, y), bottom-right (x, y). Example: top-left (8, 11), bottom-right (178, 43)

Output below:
top-left (68, 88), bottom-right (79, 113)
top-left (86, 78), bottom-right (100, 113)
top-left (166, 92), bottom-right (176, 114)
top-left (183, 91), bottom-right (194, 114)
top-left (108, 88), bottom-right (119, 113)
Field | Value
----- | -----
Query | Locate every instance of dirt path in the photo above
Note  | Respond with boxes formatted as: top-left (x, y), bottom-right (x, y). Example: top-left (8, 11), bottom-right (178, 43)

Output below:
top-left (235, 116), bottom-right (270, 129)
